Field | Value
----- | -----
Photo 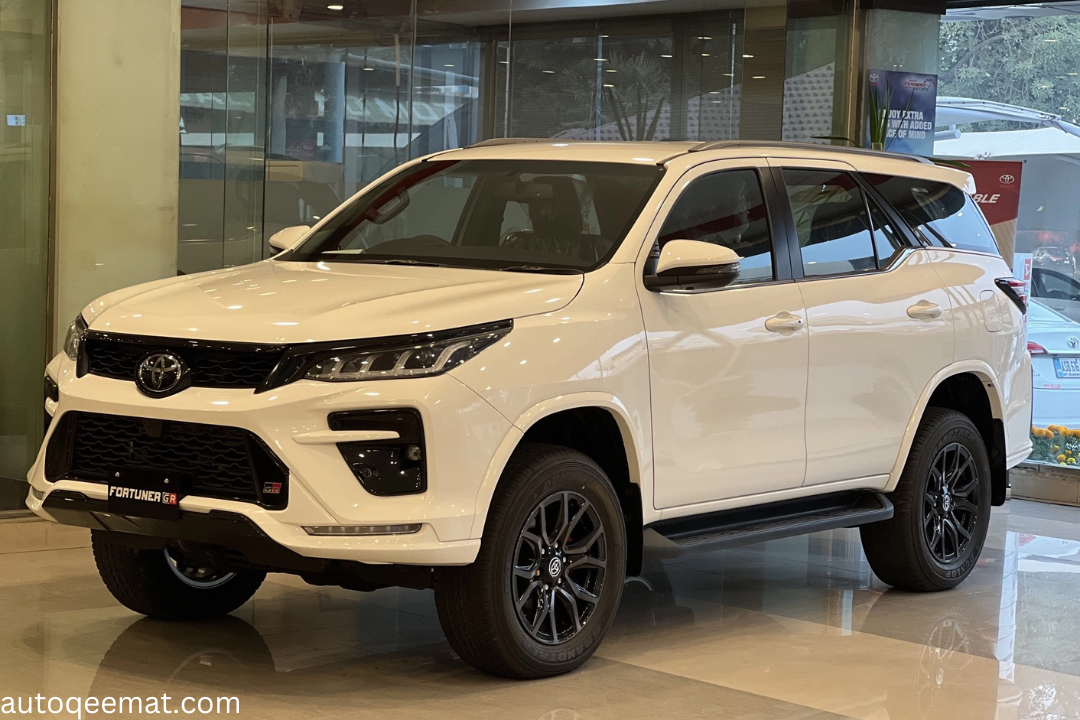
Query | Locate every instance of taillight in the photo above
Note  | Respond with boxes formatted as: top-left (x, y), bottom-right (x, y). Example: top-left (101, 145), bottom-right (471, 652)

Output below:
top-left (995, 277), bottom-right (1028, 314)
top-left (1028, 341), bottom-right (1047, 355)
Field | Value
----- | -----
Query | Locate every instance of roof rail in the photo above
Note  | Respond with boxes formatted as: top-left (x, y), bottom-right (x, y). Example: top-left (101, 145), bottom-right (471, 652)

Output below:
top-left (466, 137), bottom-right (581, 148)
top-left (687, 140), bottom-right (933, 165)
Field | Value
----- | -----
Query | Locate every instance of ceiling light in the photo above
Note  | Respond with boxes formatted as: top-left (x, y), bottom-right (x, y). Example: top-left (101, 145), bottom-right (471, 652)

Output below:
top-left (600, 34), bottom-right (609, 38)
top-left (743, 54), bottom-right (754, 58)
top-left (363, 67), bottom-right (374, 71)
top-left (327, 4), bottom-right (343, 9)
top-left (605, 68), bottom-right (617, 72)
top-left (444, 64), bottom-right (454, 67)
top-left (660, 54), bottom-right (673, 58)
top-left (708, 90), bottom-right (720, 94)
top-left (1070, 72), bottom-right (1078, 76)
top-left (701, 53), bottom-right (711, 57)
top-left (595, 58), bottom-right (607, 62)
top-left (1045, 38), bottom-right (1058, 42)
top-left (603, 83), bottom-right (614, 88)
top-left (542, 69), bottom-right (555, 74)
top-left (697, 36), bottom-right (712, 40)
top-left (753, 75), bottom-right (765, 79)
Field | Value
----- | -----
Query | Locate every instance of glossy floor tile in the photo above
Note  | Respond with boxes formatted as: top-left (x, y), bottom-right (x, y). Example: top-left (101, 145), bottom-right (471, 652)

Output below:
top-left (2, 499), bottom-right (1079, 719)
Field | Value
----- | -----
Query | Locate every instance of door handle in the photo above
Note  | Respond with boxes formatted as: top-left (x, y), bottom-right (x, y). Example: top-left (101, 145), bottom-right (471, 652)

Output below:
top-left (765, 312), bottom-right (804, 334)
top-left (907, 300), bottom-right (943, 320)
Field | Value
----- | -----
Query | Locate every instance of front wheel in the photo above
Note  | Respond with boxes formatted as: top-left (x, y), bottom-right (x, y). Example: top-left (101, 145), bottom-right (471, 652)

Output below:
top-left (434, 444), bottom-right (627, 679)
top-left (92, 531), bottom-right (265, 620)
top-left (861, 408), bottom-right (992, 591)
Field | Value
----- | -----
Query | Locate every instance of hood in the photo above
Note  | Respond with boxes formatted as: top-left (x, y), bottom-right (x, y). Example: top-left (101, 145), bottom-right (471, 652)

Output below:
top-left (84, 261), bottom-right (583, 343)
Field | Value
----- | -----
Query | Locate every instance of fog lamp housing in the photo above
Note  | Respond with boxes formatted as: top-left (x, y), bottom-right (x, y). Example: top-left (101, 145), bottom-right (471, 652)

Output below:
top-left (329, 409), bottom-right (426, 496)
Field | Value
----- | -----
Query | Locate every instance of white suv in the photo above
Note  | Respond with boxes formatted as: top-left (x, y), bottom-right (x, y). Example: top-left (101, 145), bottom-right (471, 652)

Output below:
top-left (29, 140), bottom-right (1032, 679)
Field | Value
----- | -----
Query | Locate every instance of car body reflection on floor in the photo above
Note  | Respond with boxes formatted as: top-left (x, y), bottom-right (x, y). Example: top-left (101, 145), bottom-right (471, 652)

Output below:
top-left (3, 499), bottom-right (1080, 720)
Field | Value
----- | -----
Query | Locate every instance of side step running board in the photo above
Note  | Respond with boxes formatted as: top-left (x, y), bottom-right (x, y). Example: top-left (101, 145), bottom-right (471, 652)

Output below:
top-left (643, 490), bottom-right (893, 560)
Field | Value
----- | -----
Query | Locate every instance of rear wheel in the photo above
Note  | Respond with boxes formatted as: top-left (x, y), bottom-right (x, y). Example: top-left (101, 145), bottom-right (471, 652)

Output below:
top-left (861, 408), bottom-right (991, 591)
top-left (92, 531), bottom-right (265, 620)
top-left (434, 444), bottom-right (627, 679)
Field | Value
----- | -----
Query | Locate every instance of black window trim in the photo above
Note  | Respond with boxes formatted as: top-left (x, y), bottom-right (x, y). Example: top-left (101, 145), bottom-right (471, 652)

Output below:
top-left (772, 165), bottom-right (924, 283)
top-left (856, 176), bottom-right (921, 272)
top-left (642, 164), bottom-right (795, 294)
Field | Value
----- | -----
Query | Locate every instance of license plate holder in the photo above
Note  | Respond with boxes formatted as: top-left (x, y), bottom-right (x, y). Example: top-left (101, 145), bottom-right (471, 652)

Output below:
top-left (1055, 357), bottom-right (1080, 379)
top-left (107, 468), bottom-right (191, 521)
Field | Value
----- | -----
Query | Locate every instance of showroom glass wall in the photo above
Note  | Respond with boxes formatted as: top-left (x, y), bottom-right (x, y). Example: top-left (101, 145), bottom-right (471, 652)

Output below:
top-left (177, 0), bottom-right (854, 275)
top-left (0, 0), bottom-right (50, 513)
top-left (936, 5), bottom-right (1080, 471)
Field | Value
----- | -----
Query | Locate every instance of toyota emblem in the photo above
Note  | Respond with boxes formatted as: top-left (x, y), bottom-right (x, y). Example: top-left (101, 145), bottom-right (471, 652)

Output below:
top-left (1070, 336), bottom-right (1080, 350)
top-left (547, 557), bottom-right (563, 578)
top-left (1000, 174), bottom-right (1015, 184)
top-left (135, 352), bottom-right (187, 397)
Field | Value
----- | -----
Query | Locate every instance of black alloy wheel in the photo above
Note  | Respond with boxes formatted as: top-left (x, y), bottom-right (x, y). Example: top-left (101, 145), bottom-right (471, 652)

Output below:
top-left (93, 531), bottom-right (265, 620)
top-left (860, 408), bottom-right (992, 592)
top-left (433, 443), bottom-right (626, 679)
top-left (922, 443), bottom-right (980, 564)
top-left (512, 490), bottom-right (607, 645)
top-left (164, 547), bottom-right (237, 589)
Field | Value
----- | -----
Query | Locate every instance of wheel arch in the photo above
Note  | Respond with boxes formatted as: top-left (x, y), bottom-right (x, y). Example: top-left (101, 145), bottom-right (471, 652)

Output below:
top-left (888, 362), bottom-right (1009, 505)
top-left (469, 393), bottom-right (647, 576)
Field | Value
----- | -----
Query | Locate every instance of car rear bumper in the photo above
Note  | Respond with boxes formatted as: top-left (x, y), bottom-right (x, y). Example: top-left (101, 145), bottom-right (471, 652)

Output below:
top-left (1032, 387), bottom-right (1080, 430)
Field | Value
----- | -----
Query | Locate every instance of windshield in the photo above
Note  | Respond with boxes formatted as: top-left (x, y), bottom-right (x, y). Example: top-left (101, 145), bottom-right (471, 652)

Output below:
top-left (284, 159), bottom-right (664, 272)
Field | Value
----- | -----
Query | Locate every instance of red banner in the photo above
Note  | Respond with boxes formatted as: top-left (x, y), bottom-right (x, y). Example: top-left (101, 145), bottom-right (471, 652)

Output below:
top-left (964, 160), bottom-right (1024, 264)
top-left (965, 160), bottom-right (1023, 226)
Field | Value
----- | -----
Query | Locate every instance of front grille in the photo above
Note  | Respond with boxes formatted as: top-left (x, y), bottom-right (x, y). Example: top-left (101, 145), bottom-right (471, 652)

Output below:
top-left (46, 412), bottom-right (288, 507)
top-left (84, 335), bottom-right (285, 389)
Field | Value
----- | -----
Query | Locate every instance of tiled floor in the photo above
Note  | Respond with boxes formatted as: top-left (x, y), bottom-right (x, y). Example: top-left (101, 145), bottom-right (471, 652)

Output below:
top-left (3, 500), bottom-right (1079, 719)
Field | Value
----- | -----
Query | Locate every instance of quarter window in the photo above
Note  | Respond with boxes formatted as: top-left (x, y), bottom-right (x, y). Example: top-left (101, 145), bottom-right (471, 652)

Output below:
top-left (657, 169), bottom-right (774, 284)
top-left (781, 169), bottom-right (876, 277)
top-left (862, 174), bottom-right (1000, 256)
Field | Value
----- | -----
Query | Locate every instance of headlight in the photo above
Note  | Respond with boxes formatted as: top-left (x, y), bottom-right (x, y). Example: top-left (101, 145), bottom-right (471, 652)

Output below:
top-left (63, 315), bottom-right (88, 361)
top-left (304, 323), bottom-right (511, 382)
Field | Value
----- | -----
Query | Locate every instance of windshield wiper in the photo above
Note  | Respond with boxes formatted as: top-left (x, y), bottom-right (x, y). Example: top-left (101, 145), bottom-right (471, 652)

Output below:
top-left (349, 258), bottom-right (448, 268)
top-left (498, 265), bottom-right (584, 275)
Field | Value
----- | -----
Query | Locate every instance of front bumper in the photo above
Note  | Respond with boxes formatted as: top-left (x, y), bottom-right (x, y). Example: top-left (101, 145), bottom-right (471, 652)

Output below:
top-left (28, 360), bottom-right (512, 566)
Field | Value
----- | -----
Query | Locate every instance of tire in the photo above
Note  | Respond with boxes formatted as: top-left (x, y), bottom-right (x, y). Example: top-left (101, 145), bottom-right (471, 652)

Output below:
top-left (92, 531), bottom-right (266, 621)
top-left (434, 443), bottom-right (627, 679)
top-left (861, 408), bottom-right (992, 592)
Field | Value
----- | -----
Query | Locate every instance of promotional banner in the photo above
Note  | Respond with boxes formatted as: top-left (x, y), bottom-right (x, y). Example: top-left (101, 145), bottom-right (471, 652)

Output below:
top-left (964, 159), bottom-right (1024, 267)
top-left (867, 70), bottom-right (938, 156)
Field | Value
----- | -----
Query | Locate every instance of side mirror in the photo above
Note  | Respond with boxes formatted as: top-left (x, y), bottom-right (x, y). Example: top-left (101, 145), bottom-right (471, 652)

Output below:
top-left (645, 239), bottom-right (741, 291)
top-left (268, 225), bottom-right (311, 253)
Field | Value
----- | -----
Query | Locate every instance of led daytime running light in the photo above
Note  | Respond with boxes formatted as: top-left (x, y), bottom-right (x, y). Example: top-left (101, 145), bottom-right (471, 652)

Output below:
top-left (305, 327), bottom-right (508, 382)
top-left (303, 524), bottom-right (422, 536)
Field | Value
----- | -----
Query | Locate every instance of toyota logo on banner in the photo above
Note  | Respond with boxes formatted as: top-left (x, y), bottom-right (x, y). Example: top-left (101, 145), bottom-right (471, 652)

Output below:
top-left (1000, 174), bottom-right (1016, 184)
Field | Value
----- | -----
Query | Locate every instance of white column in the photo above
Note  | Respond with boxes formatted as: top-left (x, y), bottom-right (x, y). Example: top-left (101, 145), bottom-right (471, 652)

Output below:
top-left (53, 0), bottom-right (181, 347)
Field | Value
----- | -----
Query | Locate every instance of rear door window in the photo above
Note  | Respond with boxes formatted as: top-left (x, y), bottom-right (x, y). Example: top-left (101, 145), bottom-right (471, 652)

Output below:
top-left (781, 169), bottom-right (876, 277)
top-left (862, 174), bottom-right (1000, 256)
